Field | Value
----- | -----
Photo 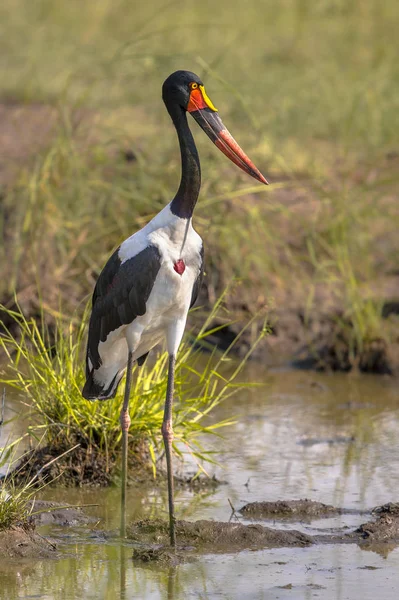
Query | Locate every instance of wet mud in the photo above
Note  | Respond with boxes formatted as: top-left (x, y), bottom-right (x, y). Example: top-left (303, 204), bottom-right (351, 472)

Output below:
top-left (349, 503), bottom-right (399, 545)
top-left (0, 526), bottom-right (56, 559)
top-left (128, 518), bottom-right (313, 560)
top-left (8, 444), bottom-right (115, 487)
top-left (6, 443), bottom-right (225, 489)
top-left (128, 501), bottom-right (399, 563)
top-left (203, 281), bottom-right (399, 375)
top-left (27, 500), bottom-right (96, 527)
top-left (0, 500), bottom-right (95, 558)
top-left (240, 499), bottom-right (342, 520)
top-left (2, 498), bottom-right (399, 563)
top-left (131, 545), bottom-right (187, 567)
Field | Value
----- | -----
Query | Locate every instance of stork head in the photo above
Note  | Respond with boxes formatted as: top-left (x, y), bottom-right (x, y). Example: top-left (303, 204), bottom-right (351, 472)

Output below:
top-left (162, 70), bottom-right (268, 185)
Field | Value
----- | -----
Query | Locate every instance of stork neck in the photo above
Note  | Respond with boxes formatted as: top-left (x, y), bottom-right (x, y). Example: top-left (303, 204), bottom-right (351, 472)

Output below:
top-left (168, 105), bottom-right (201, 219)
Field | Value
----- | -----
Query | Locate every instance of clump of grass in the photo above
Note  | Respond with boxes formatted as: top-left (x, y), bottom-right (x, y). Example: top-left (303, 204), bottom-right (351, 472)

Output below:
top-left (0, 433), bottom-right (43, 530)
top-left (0, 296), bottom-right (267, 483)
top-left (302, 185), bottom-right (396, 371)
top-left (0, 390), bottom-right (30, 529)
top-left (335, 249), bottom-right (385, 358)
top-left (0, 429), bottom-right (82, 527)
top-left (0, 441), bottom-right (30, 530)
top-left (0, 481), bottom-right (32, 531)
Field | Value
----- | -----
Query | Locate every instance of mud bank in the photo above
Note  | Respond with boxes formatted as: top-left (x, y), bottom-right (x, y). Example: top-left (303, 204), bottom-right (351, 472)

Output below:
top-left (128, 501), bottom-right (399, 563)
top-left (0, 526), bottom-right (56, 559)
top-left (0, 500), bottom-right (95, 558)
top-left (128, 518), bottom-right (312, 554)
top-left (341, 503), bottom-right (399, 545)
top-left (27, 500), bottom-right (96, 527)
top-left (239, 499), bottom-right (342, 520)
top-left (208, 303), bottom-right (399, 375)
top-left (2, 499), bottom-right (399, 562)
top-left (8, 444), bottom-right (115, 487)
top-left (6, 443), bottom-right (224, 489)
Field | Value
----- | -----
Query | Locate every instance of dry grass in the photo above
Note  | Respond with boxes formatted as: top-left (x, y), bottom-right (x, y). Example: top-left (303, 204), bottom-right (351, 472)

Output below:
top-left (0, 0), bottom-right (398, 367)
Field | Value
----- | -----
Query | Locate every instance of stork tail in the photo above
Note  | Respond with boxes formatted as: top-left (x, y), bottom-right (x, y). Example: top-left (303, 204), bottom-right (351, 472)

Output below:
top-left (82, 368), bottom-right (123, 401)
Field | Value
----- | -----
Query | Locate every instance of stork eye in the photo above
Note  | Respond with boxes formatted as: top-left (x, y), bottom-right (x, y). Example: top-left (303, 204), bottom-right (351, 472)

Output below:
top-left (190, 82), bottom-right (198, 90)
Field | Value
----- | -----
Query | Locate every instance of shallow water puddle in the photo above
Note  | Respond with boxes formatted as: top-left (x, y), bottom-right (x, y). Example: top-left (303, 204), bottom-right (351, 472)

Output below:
top-left (1, 541), bottom-right (399, 599)
top-left (1, 368), bottom-right (399, 599)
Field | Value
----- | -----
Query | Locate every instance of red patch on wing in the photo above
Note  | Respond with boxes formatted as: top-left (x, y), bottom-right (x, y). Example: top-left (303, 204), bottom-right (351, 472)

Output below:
top-left (187, 89), bottom-right (208, 113)
top-left (173, 259), bottom-right (186, 275)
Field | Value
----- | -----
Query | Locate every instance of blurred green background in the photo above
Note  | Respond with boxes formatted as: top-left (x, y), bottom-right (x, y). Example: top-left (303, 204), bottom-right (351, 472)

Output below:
top-left (0, 0), bottom-right (398, 369)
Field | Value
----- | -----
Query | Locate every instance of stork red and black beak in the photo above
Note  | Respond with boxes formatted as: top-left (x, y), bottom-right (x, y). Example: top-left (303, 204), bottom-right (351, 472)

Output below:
top-left (187, 85), bottom-right (268, 185)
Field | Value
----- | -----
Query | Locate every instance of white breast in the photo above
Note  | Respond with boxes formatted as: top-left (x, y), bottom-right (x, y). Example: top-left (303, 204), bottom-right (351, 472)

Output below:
top-left (118, 203), bottom-right (202, 265)
top-left (99, 202), bottom-right (203, 372)
top-left (91, 203), bottom-right (204, 396)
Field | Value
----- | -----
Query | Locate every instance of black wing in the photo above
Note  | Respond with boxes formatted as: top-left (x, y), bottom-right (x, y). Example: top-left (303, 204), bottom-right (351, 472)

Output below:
top-left (87, 244), bottom-right (161, 372)
top-left (190, 244), bottom-right (204, 308)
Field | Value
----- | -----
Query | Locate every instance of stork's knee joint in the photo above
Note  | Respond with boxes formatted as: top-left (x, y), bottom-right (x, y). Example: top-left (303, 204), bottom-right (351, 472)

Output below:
top-left (120, 410), bottom-right (131, 432)
top-left (162, 420), bottom-right (174, 443)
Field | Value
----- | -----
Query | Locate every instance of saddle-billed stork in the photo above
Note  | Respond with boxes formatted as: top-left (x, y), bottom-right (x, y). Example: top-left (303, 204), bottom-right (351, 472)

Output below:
top-left (82, 70), bottom-right (268, 545)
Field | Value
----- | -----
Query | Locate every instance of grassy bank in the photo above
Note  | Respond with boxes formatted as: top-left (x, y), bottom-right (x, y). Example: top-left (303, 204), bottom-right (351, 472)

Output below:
top-left (0, 300), bottom-right (266, 485)
top-left (0, 0), bottom-right (398, 371)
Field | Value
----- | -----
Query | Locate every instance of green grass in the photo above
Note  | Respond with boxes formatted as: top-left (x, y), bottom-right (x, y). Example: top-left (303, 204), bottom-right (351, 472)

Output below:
top-left (0, 297), bottom-right (267, 479)
top-left (0, 0), bottom-right (398, 367)
top-left (0, 433), bottom-right (39, 529)
top-left (0, 429), bottom-right (88, 527)
top-left (0, 479), bottom-right (33, 531)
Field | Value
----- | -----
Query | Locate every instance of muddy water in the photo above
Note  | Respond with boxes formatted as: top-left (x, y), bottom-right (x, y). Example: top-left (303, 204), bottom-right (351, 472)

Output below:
top-left (1, 368), bottom-right (399, 599)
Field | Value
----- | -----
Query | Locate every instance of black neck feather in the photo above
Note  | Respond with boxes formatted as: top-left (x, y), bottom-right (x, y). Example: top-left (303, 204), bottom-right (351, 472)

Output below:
top-left (167, 104), bottom-right (201, 219)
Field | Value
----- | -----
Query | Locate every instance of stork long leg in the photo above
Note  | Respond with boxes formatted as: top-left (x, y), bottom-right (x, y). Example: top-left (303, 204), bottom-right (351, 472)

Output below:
top-left (120, 350), bottom-right (134, 537)
top-left (162, 354), bottom-right (176, 547)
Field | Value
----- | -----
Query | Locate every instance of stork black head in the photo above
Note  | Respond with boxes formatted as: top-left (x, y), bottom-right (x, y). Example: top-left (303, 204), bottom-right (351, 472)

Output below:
top-left (162, 70), bottom-right (204, 109)
top-left (162, 70), bottom-right (268, 185)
